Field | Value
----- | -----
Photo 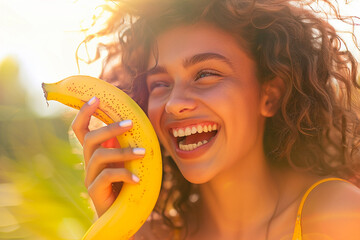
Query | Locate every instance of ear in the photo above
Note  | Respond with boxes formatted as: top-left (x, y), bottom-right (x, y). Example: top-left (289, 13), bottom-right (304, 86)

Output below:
top-left (260, 77), bottom-right (285, 117)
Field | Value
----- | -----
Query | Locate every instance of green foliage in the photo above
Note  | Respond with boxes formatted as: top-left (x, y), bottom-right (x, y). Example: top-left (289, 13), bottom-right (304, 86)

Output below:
top-left (0, 57), bottom-right (94, 240)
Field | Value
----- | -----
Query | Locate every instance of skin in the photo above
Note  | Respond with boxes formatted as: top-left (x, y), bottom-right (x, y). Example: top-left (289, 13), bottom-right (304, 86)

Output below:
top-left (72, 22), bottom-right (360, 239)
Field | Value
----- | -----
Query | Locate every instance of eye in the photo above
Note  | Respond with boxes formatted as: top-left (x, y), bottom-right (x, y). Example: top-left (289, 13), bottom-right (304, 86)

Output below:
top-left (148, 81), bottom-right (169, 93)
top-left (195, 70), bottom-right (221, 81)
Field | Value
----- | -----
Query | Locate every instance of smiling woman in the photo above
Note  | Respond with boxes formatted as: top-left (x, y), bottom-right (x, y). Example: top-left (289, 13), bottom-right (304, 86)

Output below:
top-left (145, 23), bottom-right (267, 185)
top-left (68, 0), bottom-right (360, 239)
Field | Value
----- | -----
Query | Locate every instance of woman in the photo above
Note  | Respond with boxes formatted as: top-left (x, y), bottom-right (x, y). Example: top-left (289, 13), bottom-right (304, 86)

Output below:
top-left (72, 0), bottom-right (360, 239)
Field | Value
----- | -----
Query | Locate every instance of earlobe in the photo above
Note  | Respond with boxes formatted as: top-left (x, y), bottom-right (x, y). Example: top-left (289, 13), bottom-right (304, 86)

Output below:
top-left (260, 77), bottom-right (285, 117)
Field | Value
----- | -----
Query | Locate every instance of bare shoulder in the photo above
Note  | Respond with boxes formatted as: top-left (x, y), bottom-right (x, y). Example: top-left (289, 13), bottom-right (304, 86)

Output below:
top-left (301, 179), bottom-right (360, 239)
top-left (133, 216), bottom-right (174, 240)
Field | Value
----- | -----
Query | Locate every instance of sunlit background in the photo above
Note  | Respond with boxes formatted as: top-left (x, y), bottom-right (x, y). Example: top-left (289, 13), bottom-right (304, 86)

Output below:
top-left (0, 0), bottom-right (359, 239)
top-left (0, 1), bottom-right (108, 239)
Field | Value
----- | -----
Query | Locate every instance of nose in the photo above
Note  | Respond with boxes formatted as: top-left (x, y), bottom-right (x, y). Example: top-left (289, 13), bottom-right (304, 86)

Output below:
top-left (165, 86), bottom-right (197, 116)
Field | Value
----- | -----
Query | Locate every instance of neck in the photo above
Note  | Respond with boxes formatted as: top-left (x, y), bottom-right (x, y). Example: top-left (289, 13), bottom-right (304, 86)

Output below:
top-left (197, 150), bottom-right (279, 238)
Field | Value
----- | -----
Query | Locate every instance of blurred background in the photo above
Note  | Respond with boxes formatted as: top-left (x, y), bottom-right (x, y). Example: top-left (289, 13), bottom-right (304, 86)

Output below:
top-left (0, 0), bottom-right (359, 239)
top-left (0, 0), bottom-right (107, 239)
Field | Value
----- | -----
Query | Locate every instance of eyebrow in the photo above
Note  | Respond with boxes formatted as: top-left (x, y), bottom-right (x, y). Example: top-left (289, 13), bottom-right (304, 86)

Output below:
top-left (147, 52), bottom-right (233, 76)
top-left (183, 52), bottom-right (233, 68)
top-left (147, 65), bottom-right (168, 76)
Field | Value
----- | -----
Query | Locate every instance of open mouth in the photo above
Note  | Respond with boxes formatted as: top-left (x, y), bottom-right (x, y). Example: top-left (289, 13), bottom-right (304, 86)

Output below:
top-left (171, 122), bottom-right (219, 151)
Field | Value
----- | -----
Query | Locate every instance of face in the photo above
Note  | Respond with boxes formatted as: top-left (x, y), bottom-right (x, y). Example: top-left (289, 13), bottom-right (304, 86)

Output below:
top-left (146, 23), bottom-right (267, 184)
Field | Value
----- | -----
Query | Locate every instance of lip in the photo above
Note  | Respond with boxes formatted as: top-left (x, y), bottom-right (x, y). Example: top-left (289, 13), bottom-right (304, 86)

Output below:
top-left (165, 120), bottom-right (219, 160)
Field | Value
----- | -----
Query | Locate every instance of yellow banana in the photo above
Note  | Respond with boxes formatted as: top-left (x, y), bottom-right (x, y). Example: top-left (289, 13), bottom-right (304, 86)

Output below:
top-left (42, 75), bottom-right (162, 240)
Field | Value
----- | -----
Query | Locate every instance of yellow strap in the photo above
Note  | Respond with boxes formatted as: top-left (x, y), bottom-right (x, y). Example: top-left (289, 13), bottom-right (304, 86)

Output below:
top-left (291, 177), bottom-right (349, 240)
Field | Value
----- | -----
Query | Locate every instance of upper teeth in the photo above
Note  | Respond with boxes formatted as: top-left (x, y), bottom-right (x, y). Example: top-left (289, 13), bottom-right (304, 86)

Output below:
top-left (172, 123), bottom-right (218, 137)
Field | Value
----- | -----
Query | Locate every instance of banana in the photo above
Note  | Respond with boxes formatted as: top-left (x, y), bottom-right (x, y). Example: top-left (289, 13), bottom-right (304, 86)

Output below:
top-left (42, 75), bottom-right (162, 240)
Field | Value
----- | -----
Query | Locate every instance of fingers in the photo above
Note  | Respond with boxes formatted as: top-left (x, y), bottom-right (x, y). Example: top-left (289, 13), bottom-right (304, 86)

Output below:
top-left (87, 167), bottom-right (140, 217)
top-left (72, 96), bottom-right (100, 146)
top-left (88, 168), bottom-right (139, 194)
top-left (71, 96), bottom-right (134, 167)
top-left (70, 97), bottom-right (145, 217)
top-left (83, 120), bottom-right (133, 167)
top-left (84, 120), bottom-right (132, 151)
top-left (85, 147), bottom-right (145, 187)
top-left (85, 148), bottom-right (143, 217)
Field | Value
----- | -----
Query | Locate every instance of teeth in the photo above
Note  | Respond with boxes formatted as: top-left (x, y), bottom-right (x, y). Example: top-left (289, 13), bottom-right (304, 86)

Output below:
top-left (172, 123), bottom-right (218, 138)
top-left (185, 127), bottom-right (192, 136)
top-left (179, 140), bottom-right (208, 151)
top-left (191, 126), bottom-right (197, 134)
top-left (178, 129), bottom-right (185, 137)
top-left (203, 125), bottom-right (208, 132)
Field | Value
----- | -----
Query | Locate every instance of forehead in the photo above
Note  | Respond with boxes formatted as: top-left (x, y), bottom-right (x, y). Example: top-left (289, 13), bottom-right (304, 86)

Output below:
top-left (148, 22), bottom-right (249, 68)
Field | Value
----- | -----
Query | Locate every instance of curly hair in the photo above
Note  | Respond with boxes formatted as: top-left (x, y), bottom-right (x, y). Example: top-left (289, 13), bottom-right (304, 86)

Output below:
top-left (77, 0), bottom-right (360, 235)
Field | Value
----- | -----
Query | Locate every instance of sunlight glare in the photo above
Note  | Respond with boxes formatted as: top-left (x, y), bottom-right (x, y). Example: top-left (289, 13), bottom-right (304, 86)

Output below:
top-left (0, 0), bottom-right (359, 117)
top-left (0, 0), bottom-right (108, 116)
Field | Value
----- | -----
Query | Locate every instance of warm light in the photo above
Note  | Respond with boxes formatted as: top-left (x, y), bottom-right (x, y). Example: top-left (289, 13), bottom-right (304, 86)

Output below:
top-left (0, 0), bottom-right (359, 117)
top-left (0, 0), bottom-right (109, 116)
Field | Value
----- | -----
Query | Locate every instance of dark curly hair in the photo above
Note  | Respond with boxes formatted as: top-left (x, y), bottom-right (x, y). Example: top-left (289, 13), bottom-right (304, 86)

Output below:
top-left (77, 0), bottom-right (360, 236)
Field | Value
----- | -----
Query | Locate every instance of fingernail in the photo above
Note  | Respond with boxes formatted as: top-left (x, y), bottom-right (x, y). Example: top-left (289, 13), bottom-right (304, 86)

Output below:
top-left (87, 96), bottom-right (97, 105)
top-left (132, 174), bottom-right (140, 183)
top-left (119, 119), bottom-right (132, 127)
top-left (133, 148), bottom-right (145, 155)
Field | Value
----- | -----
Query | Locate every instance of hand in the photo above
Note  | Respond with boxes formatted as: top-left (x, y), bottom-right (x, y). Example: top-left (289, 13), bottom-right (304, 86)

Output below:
top-left (71, 97), bottom-right (144, 217)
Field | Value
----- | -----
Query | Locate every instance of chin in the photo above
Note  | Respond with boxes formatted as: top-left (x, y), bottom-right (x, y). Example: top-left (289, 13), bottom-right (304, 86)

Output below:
top-left (177, 163), bottom-right (216, 184)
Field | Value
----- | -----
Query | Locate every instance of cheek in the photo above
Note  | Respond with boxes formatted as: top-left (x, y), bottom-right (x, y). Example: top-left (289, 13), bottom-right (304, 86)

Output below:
top-left (147, 97), bottom-right (166, 142)
top-left (147, 99), bottom-right (160, 128)
top-left (215, 85), bottom-right (262, 141)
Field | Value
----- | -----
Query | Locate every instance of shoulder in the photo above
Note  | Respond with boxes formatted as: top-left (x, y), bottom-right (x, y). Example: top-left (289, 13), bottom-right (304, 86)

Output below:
top-left (133, 215), bottom-right (175, 240)
top-left (301, 178), bottom-right (360, 239)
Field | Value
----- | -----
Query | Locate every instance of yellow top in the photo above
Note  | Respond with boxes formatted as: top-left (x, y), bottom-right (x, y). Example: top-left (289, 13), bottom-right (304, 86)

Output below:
top-left (171, 177), bottom-right (349, 240)
top-left (291, 177), bottom-right (349, 240)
